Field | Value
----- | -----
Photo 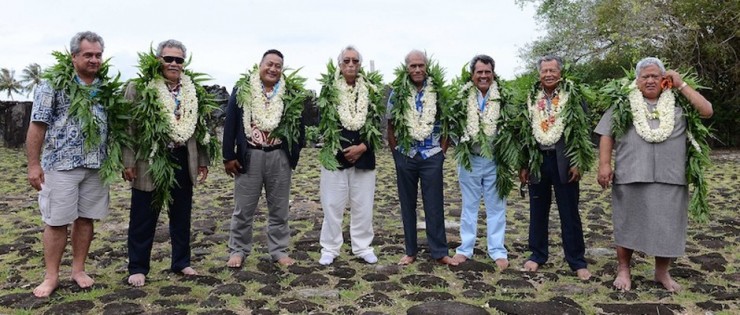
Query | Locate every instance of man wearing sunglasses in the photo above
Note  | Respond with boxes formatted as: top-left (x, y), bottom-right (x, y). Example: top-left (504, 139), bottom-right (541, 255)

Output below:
top-left (316, 46), bottom-right (384, 265)
top-left (122, 39), bottom-right (214, 286)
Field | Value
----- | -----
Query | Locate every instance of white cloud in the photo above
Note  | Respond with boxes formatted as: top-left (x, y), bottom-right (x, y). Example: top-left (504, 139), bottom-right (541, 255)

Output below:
top-left (1, 0), bottom-right (542, 100)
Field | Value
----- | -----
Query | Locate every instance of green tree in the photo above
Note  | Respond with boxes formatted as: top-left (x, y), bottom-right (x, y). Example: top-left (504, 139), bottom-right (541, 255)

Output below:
top-left (20, 63), bottom-right (42, 97)
top-left (0, 68), bottom-right (24, 101)
top-left (518, 0), bottom-right (739, 146)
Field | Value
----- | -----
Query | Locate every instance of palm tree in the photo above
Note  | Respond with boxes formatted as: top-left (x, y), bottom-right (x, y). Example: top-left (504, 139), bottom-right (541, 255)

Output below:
top-left (0, 68), bottom-right (23, 101)
top-left (20, 63), bottom-right (42, 97)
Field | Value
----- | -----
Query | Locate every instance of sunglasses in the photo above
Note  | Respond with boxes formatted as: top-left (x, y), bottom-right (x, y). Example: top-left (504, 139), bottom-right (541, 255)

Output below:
top-left (342, 58), bottom-right (360, 65)
top-left (162, 56), bottom-right (185, 64)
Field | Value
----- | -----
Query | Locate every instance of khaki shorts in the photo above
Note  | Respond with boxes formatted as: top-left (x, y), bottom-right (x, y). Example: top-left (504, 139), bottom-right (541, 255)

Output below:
top-left (38, 168), bottom-right (110, 226)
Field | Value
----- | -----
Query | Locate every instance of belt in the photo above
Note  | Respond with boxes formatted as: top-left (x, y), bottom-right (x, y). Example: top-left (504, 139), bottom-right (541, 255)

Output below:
top-left (540, 149), bottom-right (556, 157)
top-left (248, 144), bottom-right (281, 152)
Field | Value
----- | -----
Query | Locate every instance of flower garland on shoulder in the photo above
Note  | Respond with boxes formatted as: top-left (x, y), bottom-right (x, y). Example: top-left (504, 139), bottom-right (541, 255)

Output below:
top-left (449, 66), bottom-right (518, 199)
top-left (389, 58), bottom-right (451, 152)
top-left (520, 77), bottom-right (594, 181)
top-left (129, 50), bottom-right (220, 212)
top-left (234, 65), bottom-right (306, 150)
top-left (317, 60), bottom-right (384, 170)
top-left (42, 50), bottom-right (130, 185)
top-left (602, 71), bottom-right (712, 221)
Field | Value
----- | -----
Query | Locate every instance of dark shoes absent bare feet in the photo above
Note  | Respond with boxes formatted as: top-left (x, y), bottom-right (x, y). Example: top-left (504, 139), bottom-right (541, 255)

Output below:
top-left (576, 268), bottom-right (592, 281)
top-left (180, 267), bottom-right (198, 276)
top-left (613, 265), bottom-right (631, 291)
top-left (33, 277), bottom-right (59, 298)
top-left (398, 255), bottom-right (416, 265)
top-left (277, 256), bottom-right (295, 266)
top-left (227, 254), bottom-right (244, 268)
top-left (127, 273), bottom-right (146, 287)
top-left (436, 256), bottom-right (459, 266)
top-left (522, 260), bottom-right (539, 272)
top-left (655, 271), bottom-right (681, 292)
top-left (451, 254), bottom-right (468, 264)
top-left (495, 258), bottom-right (509, 270)
top-left (71, 271), bottom-right (94, 289)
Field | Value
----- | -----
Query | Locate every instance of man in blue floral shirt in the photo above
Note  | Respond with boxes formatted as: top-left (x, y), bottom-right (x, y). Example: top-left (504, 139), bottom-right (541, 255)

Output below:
top-left (26, 31), bottom-right (111, 297)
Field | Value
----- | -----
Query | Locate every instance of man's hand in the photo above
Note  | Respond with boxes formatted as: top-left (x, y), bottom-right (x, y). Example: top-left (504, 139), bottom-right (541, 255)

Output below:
top-left (123, 167), bottom-right (136, 182)
top-left (597, 163), bottom-right (613, 189)
top-left (223, 159), bottom-right (242, 178)
top-left (519, 168), bottom-right (529, 184)
top-left (568, 166), bottom-right (581, 183)
top-left (198, 166), bottom-right (208, 183)
top-left (27, 164), bottom-right (45, 191)
top-left (342, 143), bottom-right (367, 164)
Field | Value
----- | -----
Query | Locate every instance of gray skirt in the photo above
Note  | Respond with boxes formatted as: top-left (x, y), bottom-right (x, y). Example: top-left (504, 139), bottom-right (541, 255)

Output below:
top-left (612, 182), bottom-right (689, 257)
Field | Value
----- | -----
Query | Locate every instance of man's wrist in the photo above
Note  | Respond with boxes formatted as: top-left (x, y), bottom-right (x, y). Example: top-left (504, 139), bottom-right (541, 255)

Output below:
top-left (677, 82), bottom-right (688, 91)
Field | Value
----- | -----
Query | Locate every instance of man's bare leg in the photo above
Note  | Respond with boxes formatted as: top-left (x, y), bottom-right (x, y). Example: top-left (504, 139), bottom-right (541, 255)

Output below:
top-left (655, 256), bottom-right (681, 292)
top-left (70, 218), bottom-right (94, 288)
top-left (33, 224), bottom-right (67, 297)
top-left (613, 246), bottom-right (633, 291)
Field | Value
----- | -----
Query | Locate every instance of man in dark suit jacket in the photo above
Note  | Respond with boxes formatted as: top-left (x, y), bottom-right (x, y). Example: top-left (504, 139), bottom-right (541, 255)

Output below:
top-left (222, 49), bottom-right (305, 267)
top-left (519, 55), bottom-right (592, 280)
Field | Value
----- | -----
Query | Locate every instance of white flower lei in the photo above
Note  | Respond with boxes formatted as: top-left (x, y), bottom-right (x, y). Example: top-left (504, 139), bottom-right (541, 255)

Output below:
top-left (335, 73), bottom-right (369, 131)
top-left (405, 83), bottom-right (437, 141)
top-left (528, 88), bottom-right (569, 146)
top-left (460, 82), bottom-right (501, 142)
top-left (628, 80), bottom-right (675, 143)
top-left (149, 74), bottom-right (198, 144)
top-left (242, 70), bottom-right (285, 134)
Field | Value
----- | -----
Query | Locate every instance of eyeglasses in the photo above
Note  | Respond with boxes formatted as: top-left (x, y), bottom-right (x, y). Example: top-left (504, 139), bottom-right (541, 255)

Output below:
top-left (162, 56), bottom-right (185, 64)
top-left (342, 58), bottom-right (360, 65)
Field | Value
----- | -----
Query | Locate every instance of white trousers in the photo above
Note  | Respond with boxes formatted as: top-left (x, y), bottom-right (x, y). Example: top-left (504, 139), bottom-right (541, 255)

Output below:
top-left (319, 166), bottom-right (376, 257)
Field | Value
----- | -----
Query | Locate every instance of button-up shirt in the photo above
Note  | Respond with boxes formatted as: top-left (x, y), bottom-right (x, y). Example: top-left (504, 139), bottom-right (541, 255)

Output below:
top-left (31, 78), bottom-right (108, 171)
top-left (387, 80), bottom-right (443, 159)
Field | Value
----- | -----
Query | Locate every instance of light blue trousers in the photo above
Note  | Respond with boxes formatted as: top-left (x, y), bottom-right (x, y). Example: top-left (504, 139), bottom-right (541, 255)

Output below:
top-left (456, 155), bottom-right (507, 260)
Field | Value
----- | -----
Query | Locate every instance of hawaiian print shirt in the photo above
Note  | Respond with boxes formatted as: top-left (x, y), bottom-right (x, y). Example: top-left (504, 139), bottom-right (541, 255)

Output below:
top-left (31, 78), bottom-right (108, 171)
top-left (386, 80), bottom-right (443, 159)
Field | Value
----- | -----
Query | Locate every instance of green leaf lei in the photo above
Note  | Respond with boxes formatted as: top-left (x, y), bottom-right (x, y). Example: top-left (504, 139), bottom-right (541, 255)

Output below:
top-left (42, 51), bottom-right (130, 185)
top-left (519, 78), bottom-right (595, 181)
top-left (234, 65), bottom-right (307, 152)
top-left (449, 65), bottom-right (519, 199)
top-left (129, 50), bottom-right (221, 212)
top-left (389, 58), bottom-right (451, 152)
top-left (316, 60), bottom-right (384, 170)
top-left (602, 71), bottom-right (712, 222)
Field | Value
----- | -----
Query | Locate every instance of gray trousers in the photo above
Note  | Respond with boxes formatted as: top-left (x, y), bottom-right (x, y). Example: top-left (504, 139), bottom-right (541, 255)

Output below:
top-left (228, 149), bottom-right (292, 261)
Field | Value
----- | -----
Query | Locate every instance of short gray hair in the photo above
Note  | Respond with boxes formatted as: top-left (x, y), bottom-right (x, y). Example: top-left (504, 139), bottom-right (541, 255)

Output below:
top-left (156, 39), bottom-right (187, 58)
top-left (469, 54), bottom-right (495, 74)
top-left (337, 45), bottom-right (363, 64)
top-left (70, 31), bottom-right (104, 55)
top-left (536, 54), bottom-right (563, 72)
top-left (635, 57), bottom-right (666, 77)
top-left (405, 49), bottom-right (428, 66)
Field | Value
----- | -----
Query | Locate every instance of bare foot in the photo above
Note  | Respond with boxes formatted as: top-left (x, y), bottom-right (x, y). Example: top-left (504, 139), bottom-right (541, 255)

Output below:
top-left (655, 271), bottom-right (681, 292)
top-left (33, 278), bottom-right (59, 298)
top-left (452, 254), bottom-right (468, 264)
top-left (127, 273), bottom-right (146, 287)
top-left (522, 260), bottom-right (539, 272)
top-left (180, 267), bottom-right (198, 276)
top-left (613, 265), bottom-right (631, 291)
top-left (398, 255), bottom-right (416, 265)
top-left (495, 258), bottom-right (509, 271)
top-left (576, 268), bottom-right (592, 281)
top-left (227, 254), bottom-right (243, 268)
top-left (277, 256), bottom-right (295, 266)
top-left (71, 271), bottom-right (94, 289)
top-left (436, 256), bottom-right (459, 266)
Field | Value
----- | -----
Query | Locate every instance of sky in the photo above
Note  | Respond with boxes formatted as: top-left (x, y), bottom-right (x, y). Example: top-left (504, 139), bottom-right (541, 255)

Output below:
top-left (1, 0), bottom-right (544, 100)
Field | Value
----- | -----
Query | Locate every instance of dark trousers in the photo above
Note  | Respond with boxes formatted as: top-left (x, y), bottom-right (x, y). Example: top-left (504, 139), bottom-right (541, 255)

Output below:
top-left (128, 147), bottom-right (193, 275)
top-left (527, 153), bottom-right (587, 271)
top-left (392, 150), bottom-right (448, 259)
